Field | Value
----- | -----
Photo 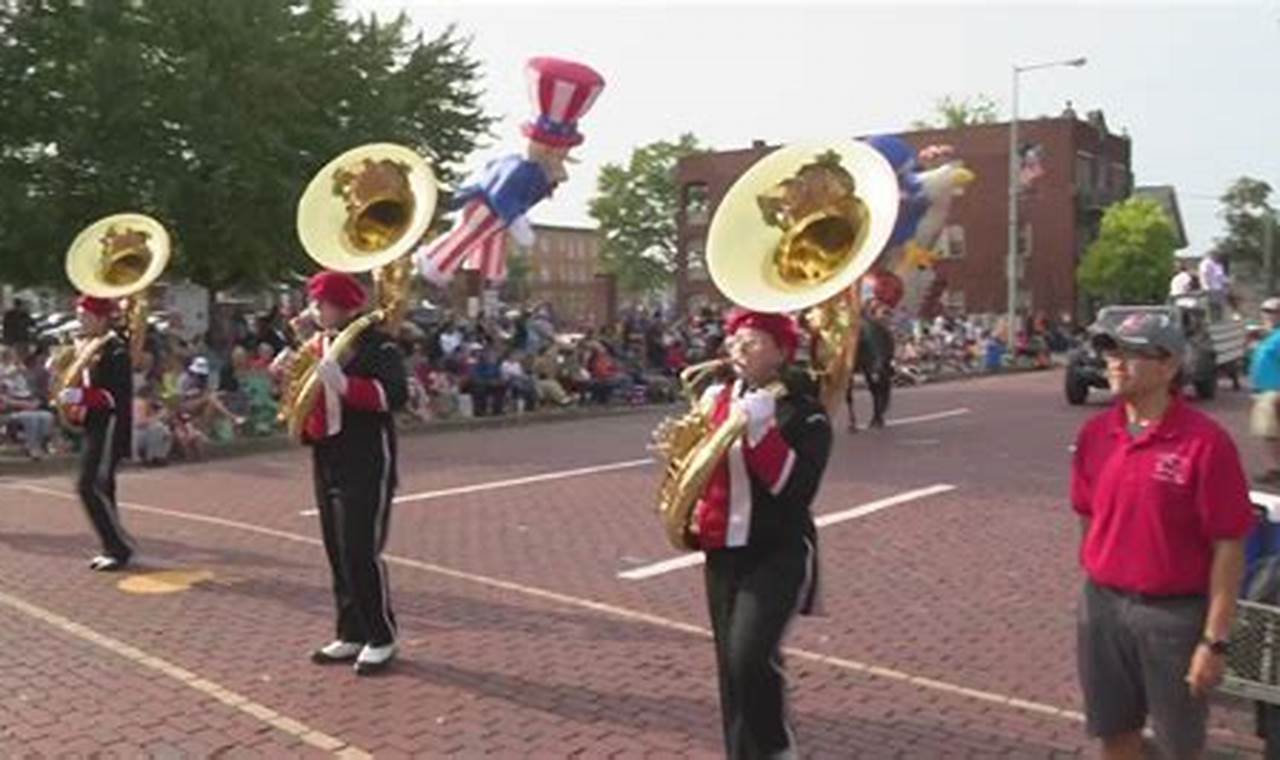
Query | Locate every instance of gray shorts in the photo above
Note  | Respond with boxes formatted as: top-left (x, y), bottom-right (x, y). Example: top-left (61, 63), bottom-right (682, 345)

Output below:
top-left (1077, 580), bottom-right (1208, 755)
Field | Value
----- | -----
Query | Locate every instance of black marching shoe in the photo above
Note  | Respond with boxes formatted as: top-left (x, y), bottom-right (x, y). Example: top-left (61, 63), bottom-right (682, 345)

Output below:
top-left (311, 640), bottom-right (363, 665)
top-left (354, 643), bottom-right (397, 676)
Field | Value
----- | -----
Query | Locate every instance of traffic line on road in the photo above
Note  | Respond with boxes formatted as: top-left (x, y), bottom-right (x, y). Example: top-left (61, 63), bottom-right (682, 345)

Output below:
top-left (2, 480), bottom-right (1087, 727)
top-left (292, 407), bottom-right (970, 516)
top-left (0, 584), bottom-right (370, 759)
top-left (616, 484), bottom-right (957, 581)
top-left (885, 407), bottom-right (971, 427)
top-left (297, 457), bottom-right (656, 515)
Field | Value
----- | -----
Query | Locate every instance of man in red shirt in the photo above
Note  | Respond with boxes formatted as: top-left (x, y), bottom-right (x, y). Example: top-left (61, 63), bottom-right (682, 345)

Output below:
top-left (1071, 309), bottom-right (1255, 758)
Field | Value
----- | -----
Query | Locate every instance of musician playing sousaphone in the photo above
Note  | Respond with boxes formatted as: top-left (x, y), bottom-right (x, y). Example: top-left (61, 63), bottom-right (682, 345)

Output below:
top-left (55, 213), bottom-right (170, 571)
top-left (288, 142), bottom-right (433, 675)
top-left (652, 141), bottom-right (901, 757)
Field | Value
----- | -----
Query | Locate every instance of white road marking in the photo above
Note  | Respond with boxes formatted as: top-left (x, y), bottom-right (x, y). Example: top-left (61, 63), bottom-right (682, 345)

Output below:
top-left (1, 481), bottom-right (1086, 727)
top-left (298, 457), bottom-right (656, 515)
top-left (885, 407), bottom-right (971, 427)
top-left (617, 484), bottom-right (958, 581)
top-left (0, 585), bottom-right (369, 758)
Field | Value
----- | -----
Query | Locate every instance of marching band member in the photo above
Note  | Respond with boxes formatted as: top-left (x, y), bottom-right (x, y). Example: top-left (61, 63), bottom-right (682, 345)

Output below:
top-left (60, 295), bottom-right (136, 571)
top-left (301, 271), bottom-right (408, 676)
top-left (696, 308), bottom-right (833, 759)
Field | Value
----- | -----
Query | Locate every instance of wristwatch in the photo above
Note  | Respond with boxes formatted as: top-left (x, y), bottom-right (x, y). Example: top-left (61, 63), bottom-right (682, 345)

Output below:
top-left (1201, 636), bottom-right (1230, 656)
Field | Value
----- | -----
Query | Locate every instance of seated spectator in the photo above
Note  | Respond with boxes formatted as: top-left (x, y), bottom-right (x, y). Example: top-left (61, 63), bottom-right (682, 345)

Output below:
top-left (501, 351), bottom-right (538, 413)
top-left (0, 346), bottom-right (55, 459)
top-left (132, 389), bottom-right (173, 465)
top-left (179, 357), bottom-right (244, 441)
top-left (531, 347), bottom-right (573, 407)
top-left (247, 342), bottom-right (276, 372)
top-left (585, 341), bottom-right (629, 405)
top-left (468, 347), bottom-right (507, 417)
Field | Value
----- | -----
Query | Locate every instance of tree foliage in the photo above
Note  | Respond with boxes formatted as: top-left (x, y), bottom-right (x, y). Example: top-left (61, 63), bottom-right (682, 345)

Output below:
top-left (0, 0), bottom-right (493, 293)
top-left (1209, 176), bottom-right (1277, 282)
top-left (1077, 197), bottom-right (1178, 305)
top-left (911, 94), bottom-right (1000, 130)
top-left (588, 133), bottom-right (702, 296)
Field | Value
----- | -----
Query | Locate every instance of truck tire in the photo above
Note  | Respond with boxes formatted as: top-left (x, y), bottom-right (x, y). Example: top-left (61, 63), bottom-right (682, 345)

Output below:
top-left (1194, 373), bottom-right (1217, 400)
top-left (1065, 368), bottom-right (1089, 405)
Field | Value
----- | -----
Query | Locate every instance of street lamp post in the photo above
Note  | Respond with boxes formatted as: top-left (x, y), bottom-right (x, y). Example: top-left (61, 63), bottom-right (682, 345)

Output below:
top-left (1006, 56), bottom-right (1086, 351)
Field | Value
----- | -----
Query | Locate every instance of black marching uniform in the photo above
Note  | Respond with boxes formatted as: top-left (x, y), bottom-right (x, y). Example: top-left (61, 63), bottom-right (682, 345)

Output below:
top-left (847, 316), bottom-right (894, 429)
top-left (699, 370), bottom-right (833, 759)
top-left (306, 327), bottom-right (407, 650)
top-left (76, 333), bottom-right (135, 563)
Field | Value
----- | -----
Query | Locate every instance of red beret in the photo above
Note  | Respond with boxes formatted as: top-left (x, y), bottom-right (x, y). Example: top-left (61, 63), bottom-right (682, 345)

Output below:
top-left (725, 308), bottom-right (800, 361)
top-left (76, 295), bottom-right (117, 318)
top-left (307, 271), bottom-right (366, 310)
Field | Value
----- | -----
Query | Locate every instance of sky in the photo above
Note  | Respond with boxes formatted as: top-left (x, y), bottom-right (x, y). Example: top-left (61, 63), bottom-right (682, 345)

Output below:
top-left (348, 0), bottom-right (1280, 255)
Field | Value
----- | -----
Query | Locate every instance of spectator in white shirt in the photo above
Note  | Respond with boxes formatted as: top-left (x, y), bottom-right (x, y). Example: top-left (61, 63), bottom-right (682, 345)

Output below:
top-left (1169, 262), bottom-right (1196, 297)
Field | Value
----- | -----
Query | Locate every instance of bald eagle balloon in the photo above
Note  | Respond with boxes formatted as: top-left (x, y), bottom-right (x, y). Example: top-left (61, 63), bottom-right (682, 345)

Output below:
top-left (861, 136), bottom-right (974, 318)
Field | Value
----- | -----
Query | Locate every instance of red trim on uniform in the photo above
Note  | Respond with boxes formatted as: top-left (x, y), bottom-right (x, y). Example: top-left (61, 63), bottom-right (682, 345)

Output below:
top-left (343, 377), bottom-right (388, 412)
top-left (82, 387), bottom-right (114, 410)
top-left (303, 400), bottom-right (327, 443)
top-left (742, 426), bottom-right (795, 495)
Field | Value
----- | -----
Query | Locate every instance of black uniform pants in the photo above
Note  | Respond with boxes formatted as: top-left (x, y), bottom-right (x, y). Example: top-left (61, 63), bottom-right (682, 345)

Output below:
top-left (313, 444), bottom-right (397, 646)
top-left (77, 418), bottom-right (133, 560)
top-left (866, 365), bottom-right (892, 424)
top-left (704, 539), bottom-right (813, 760)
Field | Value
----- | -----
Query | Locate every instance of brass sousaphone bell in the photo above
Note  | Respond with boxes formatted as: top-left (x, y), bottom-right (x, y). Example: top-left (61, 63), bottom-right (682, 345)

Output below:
top-left (282, 143), bottom-right (438, 440)
top-left (52, 213), bottom-right (171, 427)
top-left (652, 140), bottom-right (900, 550)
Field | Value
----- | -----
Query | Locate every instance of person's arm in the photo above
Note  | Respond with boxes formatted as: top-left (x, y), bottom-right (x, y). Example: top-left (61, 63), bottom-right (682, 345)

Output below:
top-left (1186, 433), bottom-right (1257, 696)
top-left (1204, 540), bottom-right (1245, 643)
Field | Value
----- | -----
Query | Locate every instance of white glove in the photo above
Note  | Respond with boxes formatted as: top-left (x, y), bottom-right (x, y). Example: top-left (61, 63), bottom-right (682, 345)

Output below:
top-left (735, 389), bottom-right (776, 446)
top-left (315, 356), bottom-right (348, 395)
top-left (58, 387), bottom-right (84, 406)
top-left (508, 216), bottom-right (536, 248)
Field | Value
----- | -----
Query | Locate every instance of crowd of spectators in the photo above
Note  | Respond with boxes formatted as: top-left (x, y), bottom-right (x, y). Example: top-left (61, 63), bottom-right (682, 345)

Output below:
top-left (2, 296), bottom-right (1072, 464)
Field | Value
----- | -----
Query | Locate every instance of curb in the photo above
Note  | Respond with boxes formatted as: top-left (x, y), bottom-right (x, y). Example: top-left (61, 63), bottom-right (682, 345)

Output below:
top-left (0, 403), bottom-right (675, 478)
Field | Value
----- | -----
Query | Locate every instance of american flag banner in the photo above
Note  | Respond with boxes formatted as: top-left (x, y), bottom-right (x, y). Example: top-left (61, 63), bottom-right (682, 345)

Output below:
top-left (1018, 143), bottom-right (1045, 190)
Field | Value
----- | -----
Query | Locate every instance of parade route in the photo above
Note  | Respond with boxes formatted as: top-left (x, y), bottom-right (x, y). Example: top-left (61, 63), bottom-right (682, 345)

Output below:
top-left (0, 371), bottom-right (1267, 757)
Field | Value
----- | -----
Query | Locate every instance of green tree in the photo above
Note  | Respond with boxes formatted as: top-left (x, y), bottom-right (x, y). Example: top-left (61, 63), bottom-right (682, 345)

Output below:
top-left (0, 0), bottom-right (492, 293)
top-left (1209, 176), bottom-right (1277, 284)
top-left (911, 94), bottom-right (1000, 130)
top-left (588, 133), bottom-right (701, 296)
top-left (1077, 197), bottom-right (1178, 304)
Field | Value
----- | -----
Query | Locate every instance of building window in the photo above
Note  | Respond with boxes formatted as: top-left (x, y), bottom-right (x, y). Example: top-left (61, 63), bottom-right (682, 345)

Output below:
top-left (684, 183), bottom-right (710, 226)
top-left (1075, 152), bottom-right (1093, 193)
top-left (686, 238), bottom-right (707, 280)
top-left (942, 289), bottom-right (965, 312)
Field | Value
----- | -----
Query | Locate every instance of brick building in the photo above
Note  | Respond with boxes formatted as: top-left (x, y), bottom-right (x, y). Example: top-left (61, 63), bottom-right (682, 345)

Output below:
top-left (674, 108), bottom-right (1134, 321)
top-left (439, 223), bottom-right (615, 328)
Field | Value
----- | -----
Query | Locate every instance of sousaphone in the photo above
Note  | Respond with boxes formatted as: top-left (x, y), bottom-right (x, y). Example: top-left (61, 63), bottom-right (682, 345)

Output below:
top-left (652, 140), bottom-right (899, 549)
top-left (281, 142), bottom-right (438, 440)
top-left (52, 213), bottom-right (171, 428)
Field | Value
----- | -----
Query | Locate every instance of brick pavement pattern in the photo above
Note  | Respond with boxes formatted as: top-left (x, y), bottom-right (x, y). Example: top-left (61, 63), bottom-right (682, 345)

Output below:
top-left (0, 371), bottom-right (1268, 757)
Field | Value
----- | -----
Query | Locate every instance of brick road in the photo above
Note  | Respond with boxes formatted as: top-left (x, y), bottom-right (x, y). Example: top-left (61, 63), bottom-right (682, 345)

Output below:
top-left (0, 371), bottom-right (1268, 758)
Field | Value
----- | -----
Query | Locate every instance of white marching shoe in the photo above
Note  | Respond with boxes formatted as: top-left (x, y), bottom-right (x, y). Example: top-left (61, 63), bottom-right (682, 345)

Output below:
top-left (88, 554), bottom-right (127, 572)
top-left (354, 642), bottom-right (397, 676)
top-left (311, 640), bottom-right (363, 665)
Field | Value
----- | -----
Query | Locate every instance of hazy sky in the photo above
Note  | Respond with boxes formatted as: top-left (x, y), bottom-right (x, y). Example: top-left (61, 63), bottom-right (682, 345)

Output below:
top-left (349, 0), bottom-right (1280, 254)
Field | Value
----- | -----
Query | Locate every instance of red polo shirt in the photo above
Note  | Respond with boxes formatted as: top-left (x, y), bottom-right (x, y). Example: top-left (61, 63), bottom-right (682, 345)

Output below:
top-left (1070, 396), bottom-right (1255, 596)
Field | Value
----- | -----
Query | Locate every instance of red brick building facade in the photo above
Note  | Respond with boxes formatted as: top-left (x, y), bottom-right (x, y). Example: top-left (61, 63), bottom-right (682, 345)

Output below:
top-left (674, 110), bottom-right (1133, 321)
